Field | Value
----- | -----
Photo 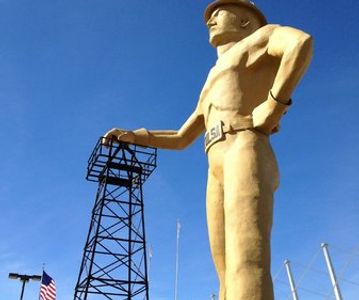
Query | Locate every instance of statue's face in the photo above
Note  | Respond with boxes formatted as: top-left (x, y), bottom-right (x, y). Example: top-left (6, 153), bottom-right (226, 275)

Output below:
top-left (207, 5), bottom-right (260, 47)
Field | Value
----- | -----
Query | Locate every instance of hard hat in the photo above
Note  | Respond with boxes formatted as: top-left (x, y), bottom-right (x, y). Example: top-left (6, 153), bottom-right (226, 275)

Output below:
top-left (204, 0), bottom-right (267, 26)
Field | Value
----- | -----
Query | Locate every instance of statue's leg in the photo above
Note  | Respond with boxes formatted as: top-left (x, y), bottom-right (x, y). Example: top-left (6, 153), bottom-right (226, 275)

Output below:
top-left (223, 130), bottom-right (279, 300)
top-left (206, 170), bottom-right (226, 300)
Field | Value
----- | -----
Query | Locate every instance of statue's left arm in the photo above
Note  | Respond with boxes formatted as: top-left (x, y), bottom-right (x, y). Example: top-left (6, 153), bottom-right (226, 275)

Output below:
top-left (253, 26), bottom-right (313, 134)
top-left (267, 26), bottom-right (313, 102)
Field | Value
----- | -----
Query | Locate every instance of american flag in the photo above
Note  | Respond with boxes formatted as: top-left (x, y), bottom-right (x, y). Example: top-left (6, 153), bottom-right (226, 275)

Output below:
top-left (39, 271), bottom-right (56, 300)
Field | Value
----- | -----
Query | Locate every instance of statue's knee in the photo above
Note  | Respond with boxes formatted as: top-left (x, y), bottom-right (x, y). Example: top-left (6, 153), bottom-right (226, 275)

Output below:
top-left (226, 259), bottom-right (270, 280)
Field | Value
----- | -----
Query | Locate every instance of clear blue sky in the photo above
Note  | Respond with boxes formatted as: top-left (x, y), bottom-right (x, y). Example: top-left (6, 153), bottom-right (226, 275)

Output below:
top-left (1, 0), bottom-right (359, 299)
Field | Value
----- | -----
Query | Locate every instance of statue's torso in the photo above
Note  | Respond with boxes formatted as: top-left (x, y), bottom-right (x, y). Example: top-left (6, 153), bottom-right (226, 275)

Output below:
top-left (199, 25), bottom-right (280, 130)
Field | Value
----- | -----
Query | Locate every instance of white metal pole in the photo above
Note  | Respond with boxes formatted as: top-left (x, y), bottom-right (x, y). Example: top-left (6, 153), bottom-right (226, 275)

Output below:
top-left (321, 243), bottom-right (343, 300)
top-left (148, 244), bottom-right (152, 286)
top-left (174, 219), bottom-right (181, 300)
top-left (284, 260), bottom-right (299, 300)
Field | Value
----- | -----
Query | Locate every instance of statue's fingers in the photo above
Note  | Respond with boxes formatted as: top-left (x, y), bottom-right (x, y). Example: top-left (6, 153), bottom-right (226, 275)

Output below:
top-left (102, 133), bottom-right (110, 146)
top-left (254, 124), bottom-right (271, 136)
top-left (118, 132), bottom-right (135, 143)
top-left (103, 130), bottom-right (121, 146)
top-left (103, 134), bottom-right (114, 147)
top-left (117, 133), bottom-right (129, 142)
top-left (103, 128), bottom-right (130, 146)
top-left (271, 124), bottom-right (280, 134)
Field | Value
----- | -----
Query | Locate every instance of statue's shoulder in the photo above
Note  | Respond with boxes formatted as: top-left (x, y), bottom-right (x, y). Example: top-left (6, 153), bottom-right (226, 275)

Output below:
top-left (253, 24), bottom-right (281, 41)
top-left (252, 24), bottom-right (311, 43)
top-left (238, 24), bottom-right (280, 53)
top-left (233, 24), bottom-right (282, 67)
top-left (259, 24), bottom-right (281, 32)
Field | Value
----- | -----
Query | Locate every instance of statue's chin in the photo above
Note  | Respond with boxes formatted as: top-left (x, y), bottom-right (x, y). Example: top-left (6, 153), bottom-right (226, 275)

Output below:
top-left (209, 37), bottom-right (220, 47)
top-left (209, 34), bottom-right (229, 47)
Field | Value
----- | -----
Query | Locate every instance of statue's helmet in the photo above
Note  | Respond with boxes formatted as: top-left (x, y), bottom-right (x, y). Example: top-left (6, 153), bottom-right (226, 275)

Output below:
top-left (204, 0), bottom-right (267, 27)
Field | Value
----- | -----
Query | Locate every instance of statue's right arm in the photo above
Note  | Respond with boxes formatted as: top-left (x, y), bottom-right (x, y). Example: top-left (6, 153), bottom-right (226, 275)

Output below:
top-left (104, 106), bottom-right (205, 150)
top-left (138, 109), bottom-right (205, 149)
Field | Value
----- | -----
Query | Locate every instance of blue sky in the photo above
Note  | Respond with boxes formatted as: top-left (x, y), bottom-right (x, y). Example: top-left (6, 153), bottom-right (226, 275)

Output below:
top-left (0, 0), bottom-right (359, 299)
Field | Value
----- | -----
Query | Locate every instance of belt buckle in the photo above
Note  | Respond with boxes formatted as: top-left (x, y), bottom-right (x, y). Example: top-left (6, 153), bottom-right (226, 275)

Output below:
top-left (205, 121), bottom-right (224, 153)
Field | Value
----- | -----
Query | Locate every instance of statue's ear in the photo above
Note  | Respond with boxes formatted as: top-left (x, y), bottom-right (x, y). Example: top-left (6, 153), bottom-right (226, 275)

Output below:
top-left (239, 18), bottom-right (251, 28)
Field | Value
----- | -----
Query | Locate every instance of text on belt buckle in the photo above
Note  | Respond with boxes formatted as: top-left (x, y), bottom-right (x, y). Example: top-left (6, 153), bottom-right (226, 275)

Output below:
top-left (205, 122), bottom-right (224, 153)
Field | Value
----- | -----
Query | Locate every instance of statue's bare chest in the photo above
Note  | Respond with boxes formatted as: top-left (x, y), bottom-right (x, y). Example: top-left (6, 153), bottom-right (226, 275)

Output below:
top-left (199, 40), bottom-right (271, 120)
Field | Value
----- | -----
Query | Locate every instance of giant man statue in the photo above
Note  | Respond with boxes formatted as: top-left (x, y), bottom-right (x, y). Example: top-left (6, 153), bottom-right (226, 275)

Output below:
top-left (104, 1), bottom-right (313, 299)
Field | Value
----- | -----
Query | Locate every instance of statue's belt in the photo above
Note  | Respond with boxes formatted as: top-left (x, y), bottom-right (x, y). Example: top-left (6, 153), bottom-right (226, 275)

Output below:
top-left (204, 117), bottom-right (254, 153)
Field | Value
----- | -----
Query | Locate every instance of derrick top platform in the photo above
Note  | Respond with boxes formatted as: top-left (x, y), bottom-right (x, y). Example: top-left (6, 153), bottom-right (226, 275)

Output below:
top-left (87, 137), bottom-right (157, 185)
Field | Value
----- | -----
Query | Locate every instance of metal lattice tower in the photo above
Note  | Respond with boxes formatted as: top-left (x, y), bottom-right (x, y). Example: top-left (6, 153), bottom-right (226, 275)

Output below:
top-left (74, 137), bottom-right (157, 300)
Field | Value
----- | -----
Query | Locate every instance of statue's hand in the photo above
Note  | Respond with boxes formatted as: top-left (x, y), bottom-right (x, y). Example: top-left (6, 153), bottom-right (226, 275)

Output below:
top-left (252, 95), bottom-right (290, 135)
top-left (103, 128), bottom-right (135, 146)
top-left (252, 101), bottom-right (280, 135)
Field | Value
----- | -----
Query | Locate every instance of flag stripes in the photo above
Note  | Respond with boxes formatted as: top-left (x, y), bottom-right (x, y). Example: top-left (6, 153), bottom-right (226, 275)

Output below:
top-left (39, 271), bottom-right (56, 300)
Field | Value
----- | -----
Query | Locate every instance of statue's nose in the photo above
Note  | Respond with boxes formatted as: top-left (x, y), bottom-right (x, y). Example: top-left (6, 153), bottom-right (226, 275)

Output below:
top-left (207, 15), bottom-right (217, 27)
top-left (207, 19), bottom-right (216, 28)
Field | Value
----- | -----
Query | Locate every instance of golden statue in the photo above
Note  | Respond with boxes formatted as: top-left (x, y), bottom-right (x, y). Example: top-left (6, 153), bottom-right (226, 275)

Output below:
top-left (104, 1), bottom-right (313, 299)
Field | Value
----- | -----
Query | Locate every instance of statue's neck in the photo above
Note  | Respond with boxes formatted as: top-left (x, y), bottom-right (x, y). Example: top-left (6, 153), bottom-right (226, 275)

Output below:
top-left (216, 31), bottom-right (255, 58)
top-left (216, 42), bottom-right (237, 57)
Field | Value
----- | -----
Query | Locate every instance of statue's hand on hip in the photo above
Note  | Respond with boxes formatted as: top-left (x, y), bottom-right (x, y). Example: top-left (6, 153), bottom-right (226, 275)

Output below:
top-left (252, 101), bottom-right (281, 135)
top-left (252, 95), bottom-right (290, 135)
top-left (103, 128), bottom-right (136, 146)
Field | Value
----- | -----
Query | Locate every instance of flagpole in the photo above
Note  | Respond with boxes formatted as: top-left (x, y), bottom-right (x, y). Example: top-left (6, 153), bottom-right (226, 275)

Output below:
top-left (148, 244), bottom-right (153, 286)
top-left (174, 219), bottom-right (181, 300)
top-left (39, 263), bottom-right (45, 300)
